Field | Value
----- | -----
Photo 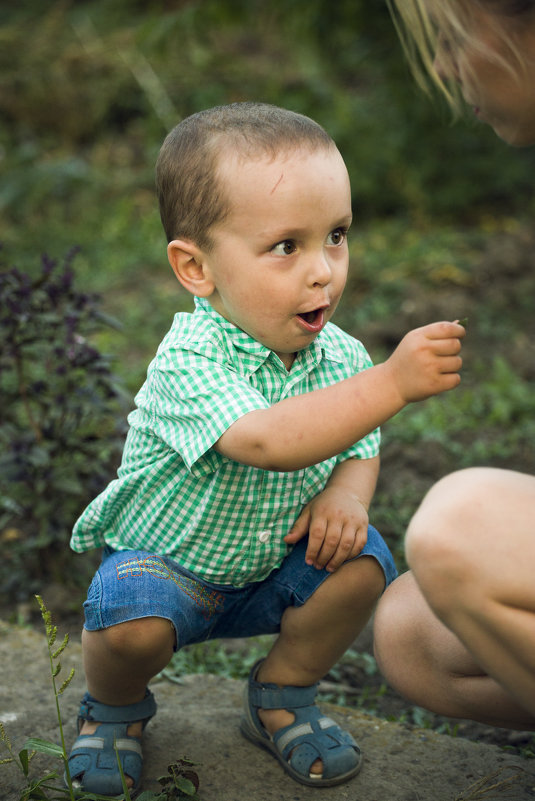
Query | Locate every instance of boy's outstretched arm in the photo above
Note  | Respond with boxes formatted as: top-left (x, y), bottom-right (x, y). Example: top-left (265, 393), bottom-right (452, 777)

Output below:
top-left (284, 455), bottom-right (380, 572)
top-left (215, 320), bottom-right (465, 472)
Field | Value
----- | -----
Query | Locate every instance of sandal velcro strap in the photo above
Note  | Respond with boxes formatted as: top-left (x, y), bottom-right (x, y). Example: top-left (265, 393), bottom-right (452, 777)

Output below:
top-left (70, 734), bottom-right (143, 757)
top-left (248, 681), bottom-right (318, 710)
top-left (276, 715), bottom-right (338, 752)
top-left (79, 689), bottom-right (157, 725)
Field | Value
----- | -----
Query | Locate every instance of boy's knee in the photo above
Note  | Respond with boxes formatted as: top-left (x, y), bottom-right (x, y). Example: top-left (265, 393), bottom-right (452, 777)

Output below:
top-left (92, 616), bottom-right (175, 660)
top-left (337, 555), bottom-right (385, 603)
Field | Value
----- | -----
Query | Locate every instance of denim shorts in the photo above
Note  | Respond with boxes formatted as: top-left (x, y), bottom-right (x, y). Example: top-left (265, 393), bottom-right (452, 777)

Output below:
top-left (83, 526), bottom-right (397, 650)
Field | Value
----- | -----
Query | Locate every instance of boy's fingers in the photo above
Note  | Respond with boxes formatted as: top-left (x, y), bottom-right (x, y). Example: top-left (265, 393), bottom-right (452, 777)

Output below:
top-left (432, 338), bottom-right (463, 356)
top-left (285, 507), bottom-right (310, 543)
top-left (424, 321), bottom-right (467, 339)
top-left (437, 372), bottom-right (462, 392)
top-left (438, 355), bottom-right (463, 373)
top-left (325, 522), bottom-right (369, 573)
top-left (309, 521), bottom-right (344, 568)
top-left (305, 520), bottom-right (328, 565)
top-left (352, 525), bottom-right (368, 556)
top-left (322, 525), bottom-right (357, 572)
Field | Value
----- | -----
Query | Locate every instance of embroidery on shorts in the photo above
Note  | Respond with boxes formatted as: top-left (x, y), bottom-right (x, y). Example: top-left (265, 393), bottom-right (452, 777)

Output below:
top-left (116, 555), bottom-right (223, 619)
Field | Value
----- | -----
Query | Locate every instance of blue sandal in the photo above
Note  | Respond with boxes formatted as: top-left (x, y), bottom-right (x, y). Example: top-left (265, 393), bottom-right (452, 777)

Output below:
top-left (66, 689), bottom-right (157, 797)
top-left (240, 660), bottom-right (362, 787)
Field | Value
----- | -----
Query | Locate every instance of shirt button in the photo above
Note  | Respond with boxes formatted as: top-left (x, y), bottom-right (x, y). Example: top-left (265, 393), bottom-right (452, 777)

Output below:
top-left (258, 530), bottom-right (271, 543)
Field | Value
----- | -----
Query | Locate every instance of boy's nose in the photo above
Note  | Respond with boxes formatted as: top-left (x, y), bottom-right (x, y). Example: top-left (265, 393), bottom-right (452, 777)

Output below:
top-left (309, 253), bottom-right (332, 286)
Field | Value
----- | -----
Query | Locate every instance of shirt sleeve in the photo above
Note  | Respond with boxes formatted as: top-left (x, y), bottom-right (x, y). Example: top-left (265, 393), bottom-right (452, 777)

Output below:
top-left (337, 425), bottom-right (381, 462)
top-left (132, 348), bottom-right (270, 474)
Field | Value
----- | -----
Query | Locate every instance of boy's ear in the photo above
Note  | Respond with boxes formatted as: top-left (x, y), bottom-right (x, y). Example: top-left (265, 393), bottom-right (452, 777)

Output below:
top-left (167, 239), bottom-right (215, 297)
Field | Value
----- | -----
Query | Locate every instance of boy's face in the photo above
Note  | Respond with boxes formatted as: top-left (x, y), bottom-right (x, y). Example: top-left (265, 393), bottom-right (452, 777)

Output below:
top-left (204, 145), bottom-right (352, 370)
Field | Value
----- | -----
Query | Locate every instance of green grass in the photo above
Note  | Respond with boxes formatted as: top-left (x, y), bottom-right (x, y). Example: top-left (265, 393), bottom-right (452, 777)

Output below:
top-left (162, 636), bottom-right (275, 683)
top-left (387, 356), bottom-right (535, 464)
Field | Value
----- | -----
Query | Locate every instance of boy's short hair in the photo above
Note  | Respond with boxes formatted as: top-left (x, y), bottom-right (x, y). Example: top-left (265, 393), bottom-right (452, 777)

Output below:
top-left (156, 102), bottom-right (335, 249)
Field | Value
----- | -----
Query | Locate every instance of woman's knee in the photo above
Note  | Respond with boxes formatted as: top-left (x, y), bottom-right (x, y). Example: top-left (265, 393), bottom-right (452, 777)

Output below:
top-left (409, 468), bottom-right (477, 545)
top-left (405, 469), bottom-right (492, 608)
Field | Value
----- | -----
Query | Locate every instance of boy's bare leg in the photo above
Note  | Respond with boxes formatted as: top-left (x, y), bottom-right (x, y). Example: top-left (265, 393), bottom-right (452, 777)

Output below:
top-left (374, 467), bottom-right (535, 729)
top-left (78, 563), bottom-right (382, 782)
top-left (78, 617), bottom-right (175, 787)
top-left (256, 556), bottom-right (385, 774)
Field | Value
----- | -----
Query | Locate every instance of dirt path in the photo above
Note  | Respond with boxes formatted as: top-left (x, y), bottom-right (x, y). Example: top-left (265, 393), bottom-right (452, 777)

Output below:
top-left (2, 622), bottom-right (535, 801)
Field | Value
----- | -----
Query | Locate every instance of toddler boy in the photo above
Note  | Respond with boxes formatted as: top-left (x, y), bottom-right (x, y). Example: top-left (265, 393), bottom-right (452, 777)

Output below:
top-left (67, 102), bottom-right (465, 794)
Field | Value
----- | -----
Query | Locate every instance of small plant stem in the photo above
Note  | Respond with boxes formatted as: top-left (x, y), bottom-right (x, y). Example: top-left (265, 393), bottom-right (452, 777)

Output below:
top-left (36, 595), bottom-right (77, 800)
top-left (53, 671), bottom-right (75, 800)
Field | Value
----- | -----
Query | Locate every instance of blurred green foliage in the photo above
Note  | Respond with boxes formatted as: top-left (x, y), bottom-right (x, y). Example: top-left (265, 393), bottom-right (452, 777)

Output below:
top-left (0, 250), bottom-right (128, 602)
top-left (2, 0), bottom-right (534, 387)
top-left (2, 0), bottom-right (535, 264)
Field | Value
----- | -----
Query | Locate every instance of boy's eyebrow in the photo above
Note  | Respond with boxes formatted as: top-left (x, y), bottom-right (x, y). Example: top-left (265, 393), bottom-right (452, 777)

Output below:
top-left (260, 214), bottom-right (353, 242)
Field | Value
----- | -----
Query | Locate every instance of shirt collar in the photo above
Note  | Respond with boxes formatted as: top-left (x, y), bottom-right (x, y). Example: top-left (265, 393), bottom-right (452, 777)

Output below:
top-left (194, 297), bottom-right (270, 357)
top-left (194, 297), bottom-right (341, 373)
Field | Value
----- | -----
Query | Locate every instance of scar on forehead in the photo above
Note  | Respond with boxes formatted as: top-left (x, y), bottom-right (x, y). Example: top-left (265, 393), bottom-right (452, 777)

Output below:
top-left (270, 173), bottom-right (284, 194)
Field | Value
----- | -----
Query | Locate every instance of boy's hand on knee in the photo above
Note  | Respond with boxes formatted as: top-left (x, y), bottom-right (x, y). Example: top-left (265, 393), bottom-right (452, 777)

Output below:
top-left (284, 487), bottom-right (369, 572)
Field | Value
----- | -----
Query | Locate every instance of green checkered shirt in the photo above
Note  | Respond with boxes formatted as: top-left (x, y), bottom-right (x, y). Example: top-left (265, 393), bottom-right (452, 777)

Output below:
top-left (71, 298), bottom-right (380, 586)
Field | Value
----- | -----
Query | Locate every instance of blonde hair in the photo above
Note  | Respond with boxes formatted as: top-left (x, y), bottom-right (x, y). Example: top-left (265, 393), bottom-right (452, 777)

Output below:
top-left (387, 0), bottom-right (535, 111)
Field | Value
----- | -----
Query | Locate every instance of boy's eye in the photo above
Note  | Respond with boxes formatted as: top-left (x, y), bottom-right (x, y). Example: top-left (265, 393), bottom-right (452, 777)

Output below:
top-left (327, 228), bottom-right (346, 246)
top-left (271, 240), bottom-right (296, 256)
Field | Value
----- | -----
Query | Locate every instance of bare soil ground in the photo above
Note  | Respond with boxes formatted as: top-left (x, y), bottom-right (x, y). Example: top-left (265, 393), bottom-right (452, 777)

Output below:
top-left (3, 622), bottom-right (535, 801)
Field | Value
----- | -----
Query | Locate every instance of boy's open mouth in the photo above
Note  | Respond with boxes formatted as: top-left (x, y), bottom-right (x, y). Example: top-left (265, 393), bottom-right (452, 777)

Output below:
top-left (298, 309), bottom-right (321, 324)
top-left (297, 307), bottom-right (325, 332)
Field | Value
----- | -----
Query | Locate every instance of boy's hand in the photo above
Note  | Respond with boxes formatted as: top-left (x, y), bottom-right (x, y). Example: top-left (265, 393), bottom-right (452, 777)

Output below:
top-left (385, 321), bottom-right (465, 404)
top-left (284, 485), bottom-right (369, 573)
